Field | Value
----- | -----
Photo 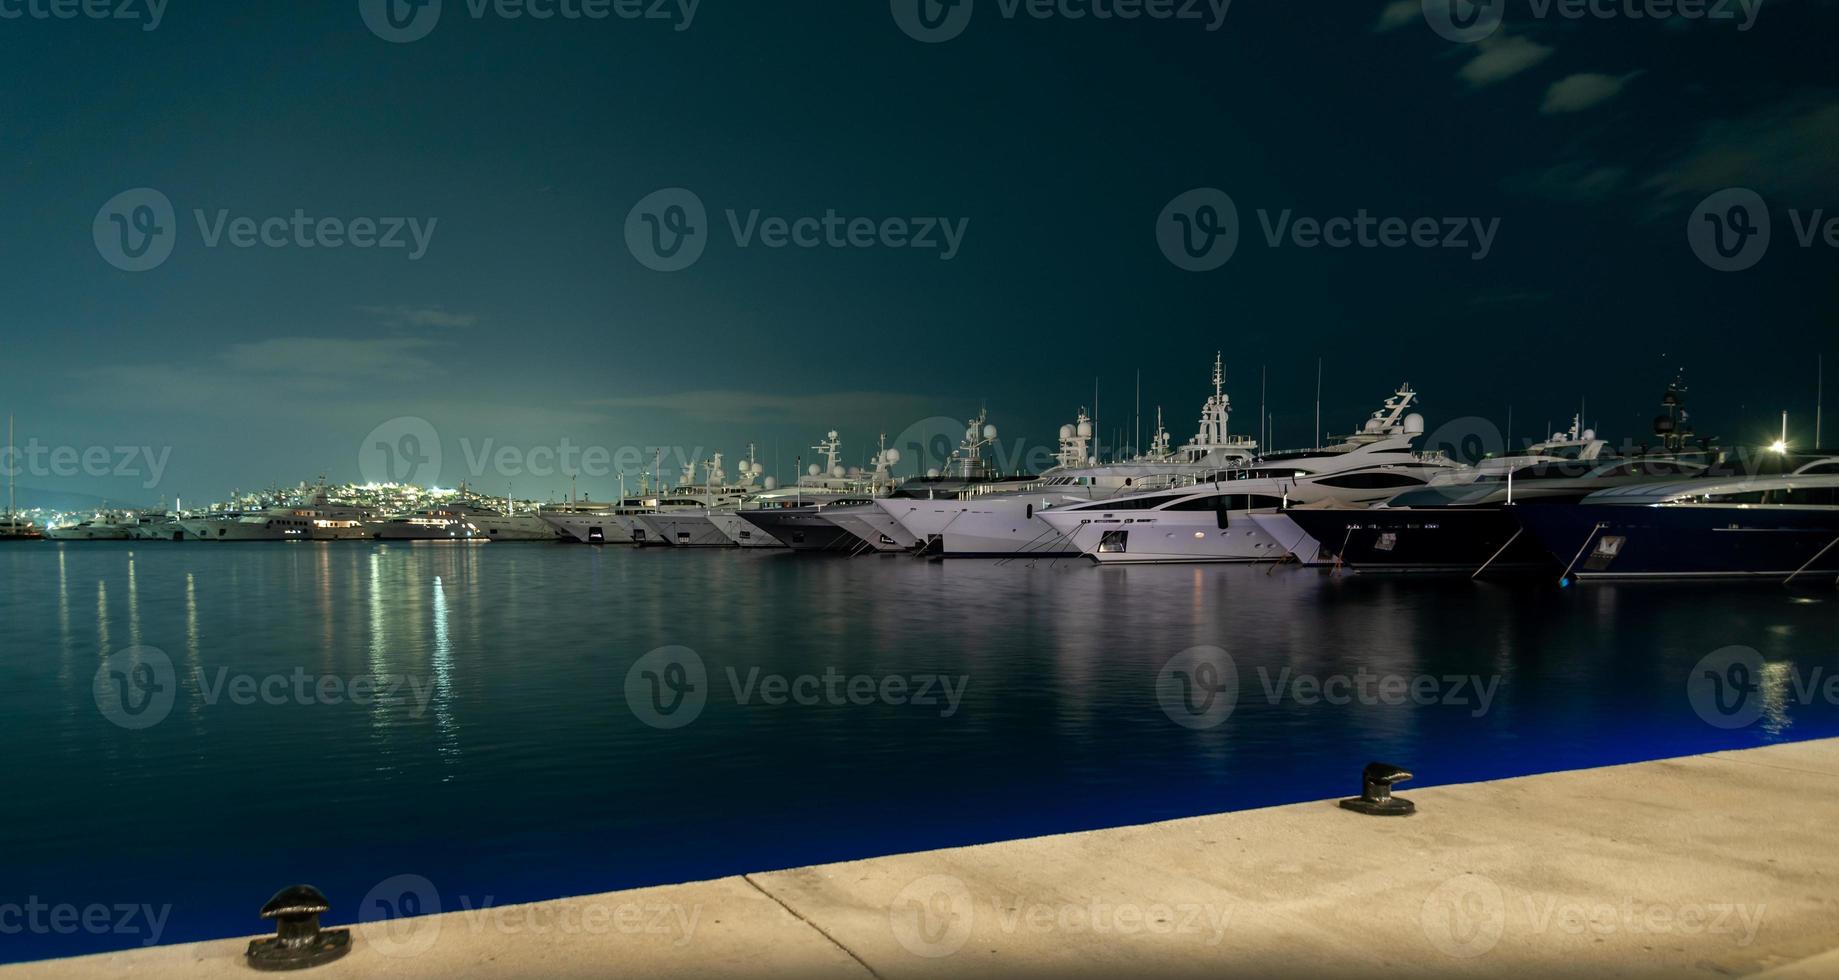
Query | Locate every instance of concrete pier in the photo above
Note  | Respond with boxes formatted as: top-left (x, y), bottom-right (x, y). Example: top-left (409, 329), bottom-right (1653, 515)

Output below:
top-left (9, 739), bottom-right (1838, 978)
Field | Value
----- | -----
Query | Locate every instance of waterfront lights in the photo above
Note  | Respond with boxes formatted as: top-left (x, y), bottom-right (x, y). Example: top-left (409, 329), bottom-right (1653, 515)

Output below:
top-left (1770, 440), bottom-right (1789, 453)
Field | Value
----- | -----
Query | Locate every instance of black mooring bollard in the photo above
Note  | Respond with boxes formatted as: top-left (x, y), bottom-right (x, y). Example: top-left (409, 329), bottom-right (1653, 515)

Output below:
top-left (1339, 761), bottom-right (1416, 816)
top-left (245, 884), bottom-right (351, 971)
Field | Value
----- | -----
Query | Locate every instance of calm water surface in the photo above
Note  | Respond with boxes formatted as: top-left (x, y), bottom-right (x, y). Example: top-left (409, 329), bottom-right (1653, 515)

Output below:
top-left (3, 540), bottom-right (1836, 962)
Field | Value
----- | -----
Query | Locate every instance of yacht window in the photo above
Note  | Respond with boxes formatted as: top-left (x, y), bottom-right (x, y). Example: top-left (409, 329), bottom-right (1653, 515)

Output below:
top-left (1165, 494), bottom-right (1284, 511)
top-left (1765, 487), bottom-right (1839, 506)
top-left (1703, 490), bottom-right (1767, 504)
top-left (1796, 461), bottom-right (1839, 475)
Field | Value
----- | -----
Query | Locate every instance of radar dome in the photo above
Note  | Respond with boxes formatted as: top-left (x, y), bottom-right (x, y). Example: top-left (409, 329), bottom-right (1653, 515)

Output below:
top-left (983, 424), bottom-right (998, 440)
top-left (926, 468), bottom-right (941, 478)
top-left (883, 448), bottom-right (901, 464)
top-left (711, 469), bottom-right (726, 483)
top-left (1059, 424), bottom-right (1075, 440)
top-left (1364, 419), bottom-right (1384, 433)
top-left (966, 426), bottom-right (979, 441)
top-left (752, 462), bottom-right (765, 475)
top-left (807, 464), bottom-right (821, 476)
top-left (1403, 413), bottom-right (1425, 436)
top-left (1581, 429), bottom-right (1596, 441)
top-left (1077, 421), bottom-right (1093, 438)
top-left (846, 467), bottom-right (862, 478)
top-left (762, 476), bottom-right (778, 490)
top-left (827, 430), bottom-right (838, 440)
top-left (831, 466), bottom-right (845, 478)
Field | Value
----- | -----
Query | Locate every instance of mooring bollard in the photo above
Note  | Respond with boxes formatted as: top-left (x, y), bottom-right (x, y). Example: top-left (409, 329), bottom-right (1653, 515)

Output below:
top-left (245, 884), bottom-right (351, 971)
top-left (1339, 761), bottom-right (1416, 816)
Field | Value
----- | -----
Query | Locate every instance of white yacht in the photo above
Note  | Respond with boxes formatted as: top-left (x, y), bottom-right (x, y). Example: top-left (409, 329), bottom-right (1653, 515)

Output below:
top-left (897, 354), bottom-right (1264, 557)
top-left (44, 511), bottom-right (135, 541)
top-left (639, 449), bottom-right (771, 547)
top-left (733, 435), bottom-right (903, 551)
top-left (1036, 384), bottom-right (1466, 563)
top-left (747, 417), bottom-right (1027, 552)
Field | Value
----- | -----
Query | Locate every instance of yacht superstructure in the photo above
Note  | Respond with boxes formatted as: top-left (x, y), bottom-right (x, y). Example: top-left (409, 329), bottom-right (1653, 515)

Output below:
top-left (1036, 384), bottom-right (1463, 563)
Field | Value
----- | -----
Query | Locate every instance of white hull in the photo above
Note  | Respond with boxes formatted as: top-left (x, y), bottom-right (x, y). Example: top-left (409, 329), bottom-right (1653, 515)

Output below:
top-left (1249, 512), bottom-right (1330, 565)
top-left (640, 513), bottom-right (734, 548)
top-left (824, 505), bottom-right (916, 552)
top-left (470, 514), bottom-right (558, 541)
top-left (932, 495), bottom-right (1096, 557)
top-left (1036, 507), bottom-right (1289, 563)
top-left (709, 512), bottom-right (785, 548)
top-left (540, 511), bottom-right (632, 544)
top-left (44, 524), bottom-right (132, 541)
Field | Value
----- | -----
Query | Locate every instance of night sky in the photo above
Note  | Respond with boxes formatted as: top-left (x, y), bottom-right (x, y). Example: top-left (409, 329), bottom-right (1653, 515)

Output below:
top-left (3, 0), bottom-right (1835, 503)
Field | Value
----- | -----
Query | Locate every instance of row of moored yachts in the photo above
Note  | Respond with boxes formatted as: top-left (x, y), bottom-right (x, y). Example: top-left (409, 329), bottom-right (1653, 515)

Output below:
top-left (17, 355), bottom-right (1838, 582)
top-left (543, 356), bottom-right (1839, 583)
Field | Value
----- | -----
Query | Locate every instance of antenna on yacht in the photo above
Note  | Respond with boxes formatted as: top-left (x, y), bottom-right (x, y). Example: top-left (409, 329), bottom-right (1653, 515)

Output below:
top-left (1818, 354), bottom-right (1825, 449)
top-left (6, 414), bottom-right (13, 525)
top-left (1092, 376), bottom-right (1099, 463)
top-left (1259, 365), bottom-right (1267, 451)
top-left (1314, 358), bottom-right (1322, 451)
top-left (1134, 369), bottom-right (1140, 461)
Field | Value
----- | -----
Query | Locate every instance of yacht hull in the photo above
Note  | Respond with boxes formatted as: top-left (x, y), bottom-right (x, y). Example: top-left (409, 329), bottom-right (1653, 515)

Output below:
top-left (1280, 507), bottom-right (1553, 575)
top-left (739, 510), bottom-right (860, 552)
top-left (540, 512), bottom-right (632, 544)
top-left (1035, 509), bottom-right (1289, 564)
top-left (823, 505), bottom-right (916, 553)
top-left (44, 526), bottom-right (132, 541)
top-left (1515, 504), bottom-right (1839, 581)
top-left (640, 514), bottom-right (734, 548)
top-left (709, 513), bottom-right (785, 548)
top-left (935, 498), bottom-right (1084, 558)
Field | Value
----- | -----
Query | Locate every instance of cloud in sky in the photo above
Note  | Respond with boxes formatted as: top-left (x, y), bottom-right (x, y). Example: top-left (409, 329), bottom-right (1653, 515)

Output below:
top-left (358, 305), bottom-right (481, 329)
top-left (1459, 35), bottom-right (1555, 86)
top-left (1541, 72), bottom-right (1642, 114)
top-left (1644, 95), bottom-right (1839, 202)
top-left (1372, 0), bottom-right (1419, 31)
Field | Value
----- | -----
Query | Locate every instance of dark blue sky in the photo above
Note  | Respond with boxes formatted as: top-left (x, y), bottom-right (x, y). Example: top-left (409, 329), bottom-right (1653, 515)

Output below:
top-left (2, 0), bottom-right (1835, 503)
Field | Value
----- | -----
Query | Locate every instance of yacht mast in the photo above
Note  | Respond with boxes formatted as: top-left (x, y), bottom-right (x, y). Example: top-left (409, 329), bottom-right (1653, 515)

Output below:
top-left (6, 414), bottom-right (13, 522)
top-left (1314, 358), bottom-right (1322, 450)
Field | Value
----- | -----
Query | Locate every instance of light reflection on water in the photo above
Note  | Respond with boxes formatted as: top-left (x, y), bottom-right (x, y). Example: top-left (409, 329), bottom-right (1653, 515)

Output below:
top-left (0, 540), bottom-right (1835, 963)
